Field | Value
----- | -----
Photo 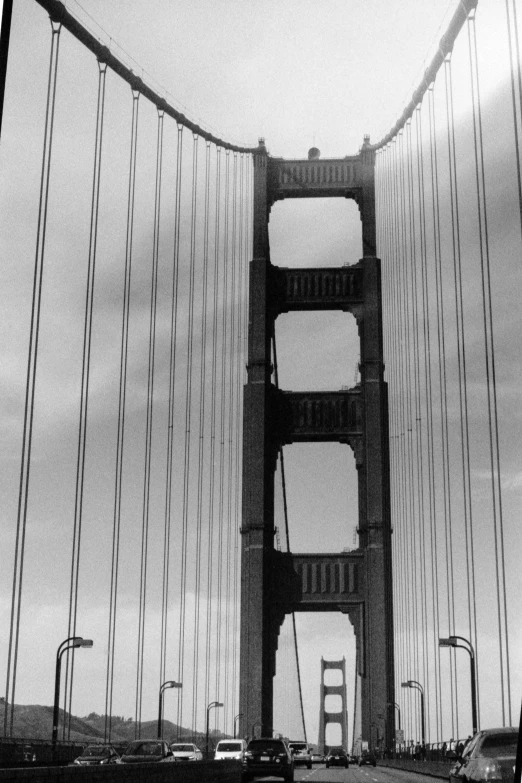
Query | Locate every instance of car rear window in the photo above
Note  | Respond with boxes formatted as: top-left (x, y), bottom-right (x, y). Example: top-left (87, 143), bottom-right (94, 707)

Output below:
top-left (290, 743), bottom-right (307, 750)
top-left (248, 740), bottom-right (286, 753)
top-left (480, 734), bottom-right (517, 757)
top-left (217, 742), bottom-right (242, 752)
top-left (171, 744), bottom-right (193, 752)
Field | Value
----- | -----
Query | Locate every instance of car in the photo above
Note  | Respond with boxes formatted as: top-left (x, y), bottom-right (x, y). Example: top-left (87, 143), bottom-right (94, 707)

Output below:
top-left (288, 741), bottom-right (312, 769)
top-left (326, 747), bottom-right (349, 768)
top-left (311, 751), bottom-right (324, 763)
top-left (243, 737), bottom-right (294, 782)
top-left (169, 742), bottom-right (203, 761)
top-left (71, 744), bottom-right (120, 766)
top-left (119, 740), bottom-right (174, 763)
top-left (358, 749), bottom-right (376, 766)
top-left (448, 727), bottom-right (518, 783)
top-left (214, 739), bottom-right (247, 760)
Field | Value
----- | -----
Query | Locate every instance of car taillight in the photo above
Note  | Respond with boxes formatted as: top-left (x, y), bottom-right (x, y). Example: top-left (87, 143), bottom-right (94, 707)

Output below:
top-left (245, 751), bottom-right (253, 758)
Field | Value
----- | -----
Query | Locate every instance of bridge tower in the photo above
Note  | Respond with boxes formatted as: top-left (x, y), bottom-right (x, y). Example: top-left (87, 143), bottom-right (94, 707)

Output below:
top-left (318, 657), bottom-right (348, 754)
top-left (239, 138), bottom-right (394, 750)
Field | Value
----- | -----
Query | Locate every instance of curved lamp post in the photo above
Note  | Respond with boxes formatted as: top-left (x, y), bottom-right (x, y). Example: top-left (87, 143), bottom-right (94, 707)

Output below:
top-left (234, 713), bottom-right (243, 739)
top-left (401, 680), bottom-right (425, 747)
top-left (206, 701), bottom-right (223, 755)
top-left (157, 681), bottom-right (182, 738)
top-left (52, 637), bottom-right (93, 751)
top-left (439, 635), bottom-right (478, 735)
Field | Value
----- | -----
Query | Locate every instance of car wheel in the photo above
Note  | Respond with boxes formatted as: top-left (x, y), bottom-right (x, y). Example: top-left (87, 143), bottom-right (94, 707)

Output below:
top-left (307, 762), bottom-right (312, 769)
top-left (373, 761), bottom-right (376, 766)
top-left (345, 762), bottom-right (348, 768)
top-left (326, 762), bottom-right (329, 768)
top-left (285, 771), bottom-right (294, 783)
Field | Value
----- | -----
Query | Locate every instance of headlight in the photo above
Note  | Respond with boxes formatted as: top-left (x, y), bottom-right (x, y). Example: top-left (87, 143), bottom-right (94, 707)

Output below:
top-left (479, 761), bottom-right (503, 781)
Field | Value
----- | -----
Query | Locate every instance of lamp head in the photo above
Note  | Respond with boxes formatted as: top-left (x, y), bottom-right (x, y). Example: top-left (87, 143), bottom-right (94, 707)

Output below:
top-left (164, 681), bottom-right (182, 689)
top-left (73, 638), bottom-right (93, 648)
top-left (439, 637), bottom-right (455, 647)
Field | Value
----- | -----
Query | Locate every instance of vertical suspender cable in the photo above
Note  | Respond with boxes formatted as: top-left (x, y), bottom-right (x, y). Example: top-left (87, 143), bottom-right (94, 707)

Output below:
top-left (467, 12), bottom-right (511, 726)
top-left (427, 84), bottom-right (458, 739)
top-left (164, 125), bottom-right (184, 737)
top-left (204, 147), bottom-right (222, 711)
top-left (4, 18), bottom-right (62, 738)
top-left (136, 106), bottom-right (164, 734)
top-left (177, 133), bottom-right (199, 734)
top-left (223, 154), bottom-right (239, 733)
top-left (443, 54), bottom-right (481, 729)
top-left (67, 57), bottom-right (107, 739)
top-left (215, 151), bottom-right (231, 710)
top-left (191, 140), bottom-right (212, 736)
top-left (106, 85), bottom-right (140, 734)
top-left (416, 103), bottom-right (442, 742)
top-left (504, 0), bottom-right (522, 244)
top-left (272, 330), bottom-right (307, 744)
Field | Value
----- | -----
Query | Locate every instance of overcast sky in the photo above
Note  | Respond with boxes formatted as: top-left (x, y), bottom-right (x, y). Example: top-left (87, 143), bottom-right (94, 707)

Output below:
top-left (1, 0), bottom-right (520, 749)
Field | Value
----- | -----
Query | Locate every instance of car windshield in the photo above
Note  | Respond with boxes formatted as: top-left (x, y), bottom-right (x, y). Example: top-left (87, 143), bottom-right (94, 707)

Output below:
top-left (171, 744), bottom-right (194, 752)
top-left (479, 734), bottom-right (518, 757)
top-left (330, 748), bottom-right (345, 754)
top-left (248, 740), bottom-right (285, 753)
top-left (82, 747), bottom-right (108, 757)
top-left (290, 743), bottom-right (307, 750)
top-left (217, 742), bottom-right (242, 752)
top-left (126, 742), bottom-right (162, 755)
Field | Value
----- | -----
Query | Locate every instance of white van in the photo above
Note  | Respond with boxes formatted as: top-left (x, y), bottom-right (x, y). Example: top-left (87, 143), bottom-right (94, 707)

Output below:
top-left (214, 739), bottom-right (247, 760)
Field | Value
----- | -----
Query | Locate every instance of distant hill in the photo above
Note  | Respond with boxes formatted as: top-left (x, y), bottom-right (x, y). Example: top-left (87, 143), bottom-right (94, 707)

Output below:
top-left (0, 701), bottom-right (227, 746)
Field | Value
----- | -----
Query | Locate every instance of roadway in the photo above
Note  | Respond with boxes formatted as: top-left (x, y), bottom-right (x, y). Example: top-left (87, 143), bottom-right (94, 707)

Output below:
top-left (290, 765), bottom-right (445, 783)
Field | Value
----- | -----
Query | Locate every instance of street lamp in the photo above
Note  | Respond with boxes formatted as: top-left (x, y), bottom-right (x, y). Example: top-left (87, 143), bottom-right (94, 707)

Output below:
top-left (439, 635), bottom-right (478, 735)
top-left (206, 701), bottom-right (223, 756)
top-left (52, 637), bottom-right (93, 751)
top-left (157, 681), bottom-right (182, 738)
top-left (401, 680), bottom-right (425, 747)
top-left (234, 713), bottom-right (244, 739)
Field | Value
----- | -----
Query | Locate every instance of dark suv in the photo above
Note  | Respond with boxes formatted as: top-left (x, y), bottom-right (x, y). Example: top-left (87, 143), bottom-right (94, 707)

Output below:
top-left (243, 737), bottom-right (294, 782)
top-left (358, 749), bottom-right (376, 766)
top-left (326, 747), bottom-right (349, 768)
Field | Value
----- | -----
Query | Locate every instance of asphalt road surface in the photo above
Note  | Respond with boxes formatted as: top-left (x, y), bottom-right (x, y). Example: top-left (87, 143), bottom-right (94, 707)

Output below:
top-left (249, 765), bottom-right (444, 783)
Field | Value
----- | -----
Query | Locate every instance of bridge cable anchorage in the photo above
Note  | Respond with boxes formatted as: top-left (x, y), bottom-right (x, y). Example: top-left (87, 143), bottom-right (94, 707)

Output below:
top-left (443, 55), bottom-right (480, 730)
top-left (163, 123), bottom-right (184, 740)
top-left (34, 0), bottom-right (257, 153)
top-left (467, 12), bottom-right (511, 727)
top-left (504, 0), bottom-right (522, 245)
top-left (3, 15), bottom-right (62, 740)
top-left (271, 327), bottom-right (308, 745)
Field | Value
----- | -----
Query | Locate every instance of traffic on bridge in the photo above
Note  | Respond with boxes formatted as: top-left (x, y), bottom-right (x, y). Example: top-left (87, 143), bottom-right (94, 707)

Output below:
top-left (0, 0), bottom-right (520, 779)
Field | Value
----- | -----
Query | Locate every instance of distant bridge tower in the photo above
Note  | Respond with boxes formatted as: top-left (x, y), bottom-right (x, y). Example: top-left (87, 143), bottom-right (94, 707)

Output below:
top-left (239, 138), bottom-right (394, 750)
top-left (318, 658), bottom-right (348, 754)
